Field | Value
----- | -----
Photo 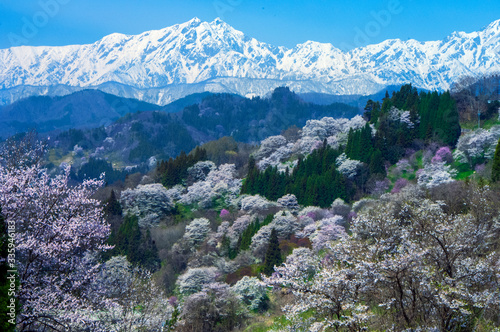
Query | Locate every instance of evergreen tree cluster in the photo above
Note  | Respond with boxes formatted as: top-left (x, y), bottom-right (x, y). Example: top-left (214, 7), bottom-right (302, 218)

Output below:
top-left (104, 214), bottom-right (161, 271)
top-left (222, 215), bottom-right (274, 260)
top-left (262, 228), bottom-right (282, 276)
top-left (345, 123), bottom-right (373, 163)
top-left (181, 87), bottom-right (359, 143)
top-left (239, 215), bottom-right (273, 252)
top-left (156, 147), bottom-right (207, 187)
top-left (365, 84), bottom-right (460, 164)
top-left (242, 144), bottom-right (354, 207)
top-left (71, 157), bottom-right (134, 184)
top-left (103, 190), bottom-right (123, 217)
top-left (345, 124), bottom-right (386, 176)
top-left (417, 90), bottom-right (460, 146)
top-left (102, 192), bottom-right (160, 271)
top-left (492, 137), bottom-right (500, 183)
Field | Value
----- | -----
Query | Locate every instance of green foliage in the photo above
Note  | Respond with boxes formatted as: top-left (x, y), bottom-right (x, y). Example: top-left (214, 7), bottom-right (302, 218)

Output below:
top-left (181, 87), bottom-right (359, 143)
top-left (239, 220), bottom-right (260, 252)
top-left (157, 147), bottom-right (207, 187)
top-left (164, 305), bottom-right (179, 332)
top-left (201, 136), bottom-right (238, 165)
top-left (369, 149), bottom-right (386, 176)
top-left (172, 203), bottom-right (196, 224)
top-left (73, 157), bottom-right (132, 184)
top-left (56, 128), bottom-right (86, 148)
top-left (263, 228), bottom-right (283, 276)
top-left (491, 137), bottom-right (500, 182)
top-left (103, 190), bottom-right (122, 217)
top-left (363, 99), bottom-right (381, 124)
top-left (105, 214), bottom-right (160, 271)
top-left (222, 234), bottom-right (239, 260)
top-left (128, 140), bottom-right (157, 162)
top-left (242, 144), bottom-right (354, 207)
top-left (366, 85), bottom-right (461, 164)
top-left (417, 90), bottom-right (461, 146)
top-left (345, 123), bottom-right (374, 163)
top-left (239, 215), bottom-right (273, 253)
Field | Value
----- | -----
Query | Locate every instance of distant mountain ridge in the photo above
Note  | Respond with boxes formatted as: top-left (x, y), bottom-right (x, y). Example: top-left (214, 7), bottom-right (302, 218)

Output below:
top-left (1, 17), bottom-right (500, 105)
top-left (47, 87), bottom-right (360, 165)
top-left (0, 90), bottom-right (215, 138)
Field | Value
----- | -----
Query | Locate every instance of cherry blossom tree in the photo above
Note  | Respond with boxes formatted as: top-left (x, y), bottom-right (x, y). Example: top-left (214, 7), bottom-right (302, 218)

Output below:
top-left (182, 218), bottom-right (211, 247)
top-left (180, 163), bottom-right (242, 208)
top-left (120, 183), bottom-right (174, 226)
top-left (93, 255), bottom-right (172, 331)
top-left (336, 153), bottom-right (362, 179)
top-left (0, 141), bottom-right (111, 330)
top-left (176, 267), bottom-right (219, 297)
top-left (266, 188), bottom-right (500, 331)
top-left (239, 194), bottom-right (276, 212)
top-left (277, 194), bottom-right (300, 213)
top-left (178, 282), bottom-right (246, 332)
top-left (417, 161), bottom-right (457, 189)
top-left (454, 125), bottom-right (500, 165)
top-left (253, 135), bottom-right (288, 160)
top-left (231, 276), bottom-right (268, 311)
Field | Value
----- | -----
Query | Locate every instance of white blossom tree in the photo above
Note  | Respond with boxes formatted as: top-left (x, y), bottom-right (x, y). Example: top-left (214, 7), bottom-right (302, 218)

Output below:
top-left (178, 282), bottom-right (246, 331)
top-left (454, 125), bottom-right (500, 164)
top-left (417, 161), bottom-right (457, 189)
top-left (93, 256), bottom-right (172, 331)
top-left (336, 153), bottom-right (362, 179)
top-left (120, 183), bottom-right (174, 226)
top-left (180, 164), bottom-right (242, 208)
top-left (187, 160), bottom-right (216, 183)
top-left (231, 276), bottom-right (268, 311)
top-left (183, 218), bottom-right (211, 247)
top-left (0, 144), bottom-right (111, 330)
top-left (277, 194), bottom-right (300, 213)
top-left (266, 188), bottom-right (500, 331)
top-left (253, 135), bottom-right (288, 160)
top-left (176, 267), bottom-right (219, 297)
top-left (239, 194), bottom-right (276, 212)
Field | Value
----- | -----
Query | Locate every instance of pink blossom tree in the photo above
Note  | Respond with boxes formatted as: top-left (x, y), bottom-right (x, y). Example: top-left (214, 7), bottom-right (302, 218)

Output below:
top-left (0, 141), bottom-right (111, 330)
top-left (219, 209), bottom-right (230, 219)
top-left (432, 146), bottom-right (453, 164)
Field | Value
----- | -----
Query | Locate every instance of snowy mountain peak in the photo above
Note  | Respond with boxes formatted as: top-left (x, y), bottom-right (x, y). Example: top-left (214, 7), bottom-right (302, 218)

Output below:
top-left (1, 18), bottom-right (500, 106)
top-left (211, 17), bottom-right (225, 25)
top-left (485, 19), bottom-right (500, 32)
top-left (185, 17), bottom-right (202, 27)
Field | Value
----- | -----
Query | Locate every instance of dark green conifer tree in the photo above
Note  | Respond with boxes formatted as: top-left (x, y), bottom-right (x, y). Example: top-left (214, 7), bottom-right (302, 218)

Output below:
top-left (263, 228), bottom-right (282, 276)
top-left (222, 234), bottom-right (238, 259)
top-left (492, 138), bottom-right (500, 182)
top-left (103, 190), bottom-right (122, 217)
top-left (369, 149), bottom-right (386, 176)
top-left (105, 214), bottom-right (160, 270)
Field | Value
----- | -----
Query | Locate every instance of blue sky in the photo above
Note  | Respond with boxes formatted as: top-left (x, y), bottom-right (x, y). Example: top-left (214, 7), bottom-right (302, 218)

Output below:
top-left (1, 0), bottom-right (500, 50)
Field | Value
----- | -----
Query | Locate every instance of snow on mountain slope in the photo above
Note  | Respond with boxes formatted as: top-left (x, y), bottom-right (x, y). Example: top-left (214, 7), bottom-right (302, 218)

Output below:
top-left (1, 17), bottom-right (500, 106)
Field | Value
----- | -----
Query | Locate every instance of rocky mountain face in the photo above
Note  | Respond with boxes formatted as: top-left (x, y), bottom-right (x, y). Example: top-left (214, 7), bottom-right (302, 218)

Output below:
top-left (1, 17), bottom-right (499, 106)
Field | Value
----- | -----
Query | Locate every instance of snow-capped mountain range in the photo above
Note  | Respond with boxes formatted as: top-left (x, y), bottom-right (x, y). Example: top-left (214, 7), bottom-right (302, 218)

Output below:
top-left (1, 17), bottom-right (500, 106)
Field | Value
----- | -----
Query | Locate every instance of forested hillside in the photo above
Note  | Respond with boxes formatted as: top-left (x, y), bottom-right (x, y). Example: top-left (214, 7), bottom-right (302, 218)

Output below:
top-left (45, 87), bottom-right (359, 178)
top-left (3, 83), bottom-right (500, 331)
